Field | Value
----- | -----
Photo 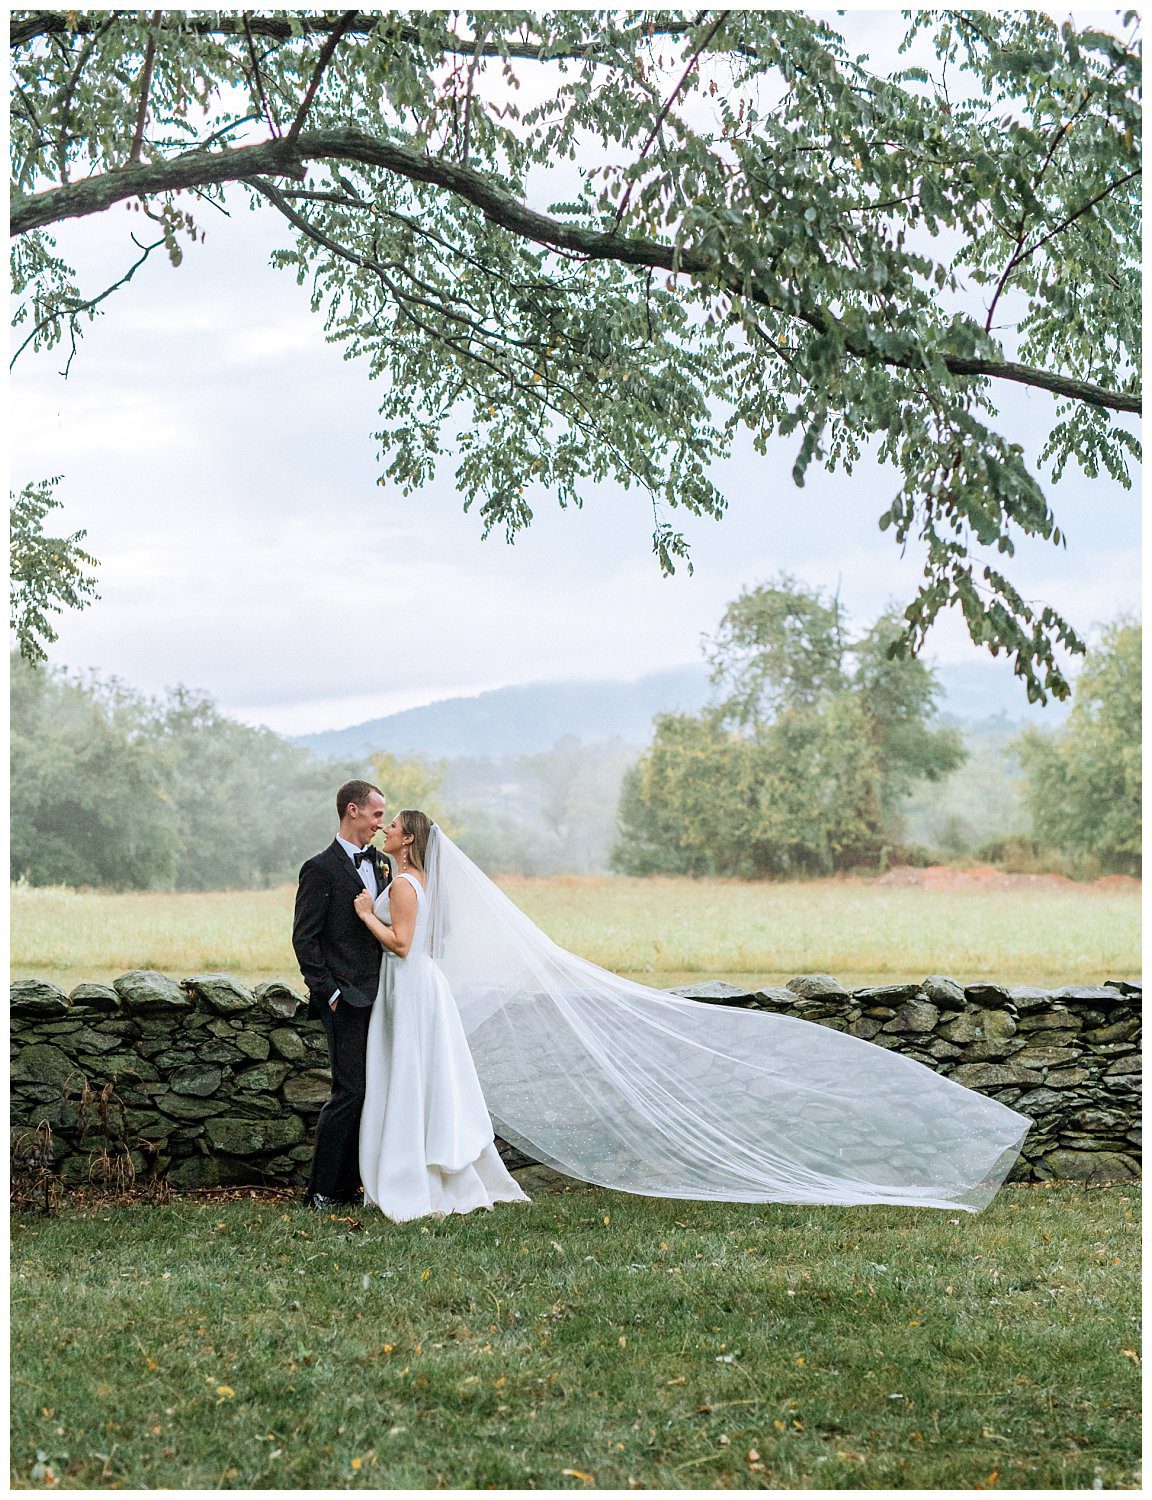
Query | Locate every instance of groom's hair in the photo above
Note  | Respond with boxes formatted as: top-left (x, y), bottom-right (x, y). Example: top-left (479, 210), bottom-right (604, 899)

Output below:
top-left (336, 779), bottom-right (383, 819)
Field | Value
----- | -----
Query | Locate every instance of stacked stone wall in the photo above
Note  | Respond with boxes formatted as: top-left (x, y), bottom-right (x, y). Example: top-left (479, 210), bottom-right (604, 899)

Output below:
top-left (9, 970), bottom-right (1141, 1192)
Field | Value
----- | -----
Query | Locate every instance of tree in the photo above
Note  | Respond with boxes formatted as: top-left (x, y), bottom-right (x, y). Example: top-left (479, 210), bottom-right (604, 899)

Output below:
top-left (9, 11), bottom-right (1140, 696)
top-left (11, 653), bottom-right (180, 888)
top-left (11, 655), bottom-right (365, 889)
top-left (613, 577), bottom-right (964, 876)
top-left (368, 749), bottom-right (455, 835)
top-left (10, 477), bottom-right (99, 663)
top-left (1016, 618), bottom-right (1141, 873)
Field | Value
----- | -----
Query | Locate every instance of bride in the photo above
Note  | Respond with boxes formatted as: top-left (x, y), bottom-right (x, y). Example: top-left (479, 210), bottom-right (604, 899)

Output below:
top-left (355, 811), bottom-right (1031, 1222)
top-left (355, 810), bottom-right (530, 1222)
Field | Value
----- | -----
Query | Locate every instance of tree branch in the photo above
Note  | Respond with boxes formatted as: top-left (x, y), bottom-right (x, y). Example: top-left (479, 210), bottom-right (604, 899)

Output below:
top-left (984, 58), bottom-right (1127, 333)
top-left (242, 12), bottom-right (281, 138)
top-left (11, 11), bottom-right (696, 62)
top-left (1015, 168), bottom-right (1143, 272)
top-left (247, 174), bottom-right (546, 352)
top-left (10, 127), bottom-right (1141, 414)
top-left (613, 10), bottom-right (731, 229)
top-left (9, 231), bottom-right (166, 372)
top-left (127, 11), bottom-right (161, 166)
top-left (284, 10), bottom-right (358, 146)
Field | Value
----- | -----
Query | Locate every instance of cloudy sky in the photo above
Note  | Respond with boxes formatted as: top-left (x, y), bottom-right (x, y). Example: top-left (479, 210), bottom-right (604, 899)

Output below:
top-left (10, 9), bottom-right (1139, 735)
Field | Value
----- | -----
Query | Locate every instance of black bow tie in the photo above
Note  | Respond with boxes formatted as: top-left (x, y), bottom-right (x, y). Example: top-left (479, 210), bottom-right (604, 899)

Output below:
top-left (353, 848), bottom-right (376, 867)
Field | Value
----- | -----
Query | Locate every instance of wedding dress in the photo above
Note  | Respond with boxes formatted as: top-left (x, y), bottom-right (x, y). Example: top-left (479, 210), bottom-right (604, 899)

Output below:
top-left (411, 826), bottom-right (1031, 1214)
top-left (359, 871), bottom-right (531, 1221)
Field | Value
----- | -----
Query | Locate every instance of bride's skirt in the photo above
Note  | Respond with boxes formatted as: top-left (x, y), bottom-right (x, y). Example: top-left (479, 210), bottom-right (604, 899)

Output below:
top-left (359, 954), bottom-right (530, 1223)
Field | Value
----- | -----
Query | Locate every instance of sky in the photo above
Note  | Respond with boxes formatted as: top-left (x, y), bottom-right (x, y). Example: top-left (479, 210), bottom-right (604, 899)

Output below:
top-left (9, 8), bottom-right (1140, 736)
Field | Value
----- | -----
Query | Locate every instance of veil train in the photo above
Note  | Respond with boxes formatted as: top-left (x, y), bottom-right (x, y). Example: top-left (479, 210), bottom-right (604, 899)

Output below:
top-left (423, 826), bottom-right (1031, 1212)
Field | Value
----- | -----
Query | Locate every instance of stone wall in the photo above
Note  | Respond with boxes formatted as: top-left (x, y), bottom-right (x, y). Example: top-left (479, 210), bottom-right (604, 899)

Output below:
top-left (9, 970), bottom-right (1141, 1193)
top-left (10, 973), bottom-right (329, 1192)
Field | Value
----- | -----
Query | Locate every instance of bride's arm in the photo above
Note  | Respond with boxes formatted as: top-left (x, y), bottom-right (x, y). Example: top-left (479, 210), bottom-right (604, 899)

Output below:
top-left (354, 883), bottom-right (418, 960)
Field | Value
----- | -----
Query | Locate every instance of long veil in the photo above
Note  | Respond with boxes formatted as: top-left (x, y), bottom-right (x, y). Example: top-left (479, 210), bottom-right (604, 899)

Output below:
top-left (423, 826), bottom-right (1030, 1212)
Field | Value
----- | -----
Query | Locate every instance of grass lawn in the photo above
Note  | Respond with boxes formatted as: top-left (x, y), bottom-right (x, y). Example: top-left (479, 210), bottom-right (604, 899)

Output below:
top-left (10, 1178), bottom-right (1140, 1490)
top-left (10, 875), bottom-right (1141, 992)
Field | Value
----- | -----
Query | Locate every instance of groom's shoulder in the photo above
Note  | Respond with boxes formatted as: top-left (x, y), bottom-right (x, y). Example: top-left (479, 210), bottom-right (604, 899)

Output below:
top-left (298, 842), bottom-right (337, 879)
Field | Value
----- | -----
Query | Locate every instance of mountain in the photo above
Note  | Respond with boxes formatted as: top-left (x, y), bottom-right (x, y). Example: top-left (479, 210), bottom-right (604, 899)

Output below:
top-left (932, 658), bottom-right (1073, 726)
top-left (292, 654), bottom-right (1071, 764)
top-left (290, 664), bottom-right (714, 761)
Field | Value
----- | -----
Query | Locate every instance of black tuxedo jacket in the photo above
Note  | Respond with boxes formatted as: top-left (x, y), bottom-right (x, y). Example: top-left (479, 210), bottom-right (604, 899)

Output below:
top-left (292, 840), bottom-right (392, 1020)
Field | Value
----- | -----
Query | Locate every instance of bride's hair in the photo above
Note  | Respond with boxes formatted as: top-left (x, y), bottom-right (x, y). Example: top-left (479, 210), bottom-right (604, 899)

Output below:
top-left (398, 809), bottom-right (433, 873)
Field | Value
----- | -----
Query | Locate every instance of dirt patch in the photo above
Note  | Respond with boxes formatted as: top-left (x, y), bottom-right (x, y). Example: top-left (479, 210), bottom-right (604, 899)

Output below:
top-left (877, 864), bottom-right (1138, 892)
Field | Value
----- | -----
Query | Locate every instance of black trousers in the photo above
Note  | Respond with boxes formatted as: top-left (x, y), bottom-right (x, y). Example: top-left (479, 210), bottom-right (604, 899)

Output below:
top-left (307, 1000), bottom-right (372, 1203)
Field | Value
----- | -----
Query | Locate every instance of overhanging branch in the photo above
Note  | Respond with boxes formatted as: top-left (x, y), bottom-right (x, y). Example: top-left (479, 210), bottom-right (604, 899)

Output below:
top-left (9, 127), bottom-right (1141, 415)
top-left (10, 11), bottom-right (696, 60)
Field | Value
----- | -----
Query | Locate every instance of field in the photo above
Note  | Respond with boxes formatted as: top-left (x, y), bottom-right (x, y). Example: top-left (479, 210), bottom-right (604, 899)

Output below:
top-left (11, 872), bottom-right (1141, 992)
top-left (10, 1180), bottom-right (1140, 1490)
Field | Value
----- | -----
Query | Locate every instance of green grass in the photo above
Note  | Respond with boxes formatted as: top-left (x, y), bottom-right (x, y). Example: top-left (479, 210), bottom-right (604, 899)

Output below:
top-left (10, 1179), bottom-right (1140, 1490)
top-left (10, 875), bottom-right (1141, 992)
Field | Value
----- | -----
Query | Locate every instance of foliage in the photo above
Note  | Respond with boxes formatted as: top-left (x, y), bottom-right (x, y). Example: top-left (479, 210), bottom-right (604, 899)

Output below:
top-left (9, 1186), bottom-right (1141, 1488)
top-left (614, 578), bottom-right (965, 877)
top-left (11, 652), bottom-right (179, 889)
top-left (10, 655), bottom-right (363, 891)
top-left (900, 713), bottom-right (1033, 855)
top-left (9, 477), bottom-right (99, 665)
top-left (367, 750), bottom-right (455, 836)
top-left (437, 739), bottom-right (640, 875)
top-left (9, 10), bottom-right (1142, 699)
top-left (1016, 619), bottom-right (1141, 873)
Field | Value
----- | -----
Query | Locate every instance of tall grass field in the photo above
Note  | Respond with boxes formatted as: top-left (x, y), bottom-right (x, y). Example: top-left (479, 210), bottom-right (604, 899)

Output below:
top-left (11, 875), bottom-right (1141, 991)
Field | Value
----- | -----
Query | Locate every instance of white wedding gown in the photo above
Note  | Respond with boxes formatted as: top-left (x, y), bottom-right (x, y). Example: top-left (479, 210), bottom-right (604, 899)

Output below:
top-left (359, 872), bottom-right (531, 1222)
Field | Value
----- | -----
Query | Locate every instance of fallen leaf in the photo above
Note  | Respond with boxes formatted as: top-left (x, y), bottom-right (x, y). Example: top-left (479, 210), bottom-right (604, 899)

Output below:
top-left (351, 1457), bottom-right (362, 1470)
top-left (1121, 1349), bottom-right (1140, 1364)
top-left (215, 1385), bottom-right (236, 1399)
top-left (562, 1468), bottom-right (595, 1483)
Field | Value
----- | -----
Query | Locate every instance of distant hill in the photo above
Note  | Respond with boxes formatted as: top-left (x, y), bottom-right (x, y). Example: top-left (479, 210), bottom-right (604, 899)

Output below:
top-left (291, 654), bottom-right (1071, 764)
top-left (933, 658), bottom-right (1073, 726)
top-left (291, 664), bottom-right (714, 761)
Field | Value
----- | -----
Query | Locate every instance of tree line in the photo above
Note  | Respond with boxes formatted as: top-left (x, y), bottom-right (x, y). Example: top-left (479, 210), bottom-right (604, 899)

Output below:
top-left (10, 655), bottom-right (363, 891)
top-left (612, 581), bottom-right (1140, 879)
top-left (10, 592), bottom-right (1139, 890)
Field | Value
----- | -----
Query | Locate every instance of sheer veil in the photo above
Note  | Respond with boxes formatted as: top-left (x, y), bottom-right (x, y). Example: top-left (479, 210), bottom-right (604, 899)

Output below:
top-left (422, 826), bottom-right (1030, 1212)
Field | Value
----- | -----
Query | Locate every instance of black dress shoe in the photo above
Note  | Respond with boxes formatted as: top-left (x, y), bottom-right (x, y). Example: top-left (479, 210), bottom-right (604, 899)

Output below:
top-left (304, 1192), bottom-right (359, 1210)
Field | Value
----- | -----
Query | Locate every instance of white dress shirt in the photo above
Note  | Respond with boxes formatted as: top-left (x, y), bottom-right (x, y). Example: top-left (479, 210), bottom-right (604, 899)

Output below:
top-left (336, 834), bottom-right (379, 898)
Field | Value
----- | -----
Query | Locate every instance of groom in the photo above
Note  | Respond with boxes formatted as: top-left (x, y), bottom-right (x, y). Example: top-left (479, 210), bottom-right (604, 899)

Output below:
top-left (292, 779), bottom-right (390, 1207)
